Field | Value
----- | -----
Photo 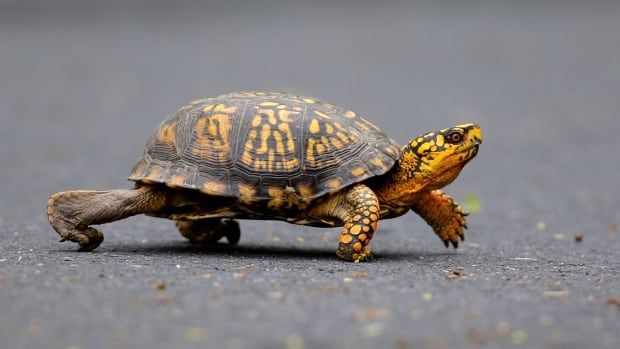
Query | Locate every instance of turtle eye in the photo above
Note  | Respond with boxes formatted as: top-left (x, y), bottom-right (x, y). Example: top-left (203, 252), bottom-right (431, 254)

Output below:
top-left (447, 130), bottom-right (464, 144)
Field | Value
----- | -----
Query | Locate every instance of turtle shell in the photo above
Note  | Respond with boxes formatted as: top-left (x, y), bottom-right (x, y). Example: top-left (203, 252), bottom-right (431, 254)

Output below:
top-left (129, 92), bottom-right (401, 204)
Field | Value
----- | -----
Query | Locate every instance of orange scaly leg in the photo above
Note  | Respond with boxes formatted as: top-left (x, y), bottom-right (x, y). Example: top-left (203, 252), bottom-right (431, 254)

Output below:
top-left (332, 184), bottom-right (380, 262)
top-left (410, 190), bottom-right (468, 248)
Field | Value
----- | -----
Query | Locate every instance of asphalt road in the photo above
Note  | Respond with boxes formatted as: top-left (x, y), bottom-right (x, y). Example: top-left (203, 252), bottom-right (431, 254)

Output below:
top-left (1, 1), bottom-right (619, 348)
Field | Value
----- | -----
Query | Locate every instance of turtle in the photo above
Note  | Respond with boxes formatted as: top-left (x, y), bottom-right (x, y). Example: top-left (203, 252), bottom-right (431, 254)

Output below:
top-left (47, 91), bottom-right (482, 262)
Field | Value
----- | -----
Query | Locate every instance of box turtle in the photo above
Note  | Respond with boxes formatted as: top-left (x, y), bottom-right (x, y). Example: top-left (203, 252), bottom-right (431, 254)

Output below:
top-left (48, 91), bottom-right (483, 262)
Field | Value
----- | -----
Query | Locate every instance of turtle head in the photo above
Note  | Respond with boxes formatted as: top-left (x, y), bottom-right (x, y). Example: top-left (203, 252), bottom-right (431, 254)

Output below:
top-left (394, 124), bottom-right (483, 195)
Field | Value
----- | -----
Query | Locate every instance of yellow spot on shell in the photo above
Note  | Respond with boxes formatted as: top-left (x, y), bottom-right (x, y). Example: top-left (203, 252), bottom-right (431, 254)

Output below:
top-left (267, 187), bottom-right (287, 209)
top-left (314, 110), bottom-right (330, 119)
top-left (344, 110), bottom-right (356, 118)
top-left (259, 108), bottom-right (277, 125)
top-left (278, 109), bottom-right (298, 122)
top-left (330, 137), bottom-right (343, 149)
top-left (306, 138), bottom-right (317, 165)
top-left (297, 183), bottom-right (314, 198)
top-left (202, 104), bottom-right (214, 112)
top-left (259, 101), bottom-right (279, 107)
top-left (351, 166), bottom-right (366, 177)
top-left (303, 98), bottom-right (315, 104)
top-left (202, 181), bottom-right (226, 195)
top-left (309, 119), bottom-right (320, 134)
top-left (256, 124), bottom-right (271, 154)
top-left (273, 130), bottom-right (286, 154)
top-left (326, 178), bottom-right (342, 190)
top-left (168, 174), bottom-right (185, 187)
top-left (277, 123), bottom-right (295, 152)
top-left (283, 158), bottom-right (300, 170)
top-left (130, 162), bottom-right (145, 177)
top-left (251, 115), bottom-right (262, 127)
top-left (325, 124), bottom-right (334, 134)
top-left (369, 157), bottom-right (385, 169)
top-left (193, 113), bottom-right (231, 162)
top-left (316, 142), bottom-right (326, 154)
top-left (336, 132), bottom-right (349, 143)
top-left (213, 104), bottom-right (237, 113)
top-left (268, 187), bottom-right (284, 197)
top-left (156, 122), bottom-right (177, 146)
top-left (238, 182), bottom-right (256, 200)
top-left (207, 121), bottom-right (218, 136)
top-left (144, 166), bottom-right (163, 182)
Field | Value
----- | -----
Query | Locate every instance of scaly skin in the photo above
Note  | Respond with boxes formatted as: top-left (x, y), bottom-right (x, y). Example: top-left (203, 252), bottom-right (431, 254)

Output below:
top-left (47, 187), bottom-right (169, 251)
top-left (334, 185), bottom-right (380, 262)
top-left (410, 190), bottom-right (467, 248)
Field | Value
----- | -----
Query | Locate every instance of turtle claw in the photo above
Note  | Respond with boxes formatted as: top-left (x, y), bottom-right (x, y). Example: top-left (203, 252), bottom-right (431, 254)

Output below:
top-left (61, 227), bottom-right (104, 251)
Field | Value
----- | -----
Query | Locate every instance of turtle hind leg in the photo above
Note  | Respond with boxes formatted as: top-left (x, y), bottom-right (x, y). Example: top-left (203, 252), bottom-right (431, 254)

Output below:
top-left (47, 186), bottom-right (169, 251)
top-left (176, 219), bottom-right (240, 245)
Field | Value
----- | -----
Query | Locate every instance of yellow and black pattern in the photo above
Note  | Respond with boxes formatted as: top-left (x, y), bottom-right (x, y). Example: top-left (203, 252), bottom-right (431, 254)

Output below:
top-left (128, 92), bottom-right (401, 208)
top-left (335, 184), bottom-right (380, 262)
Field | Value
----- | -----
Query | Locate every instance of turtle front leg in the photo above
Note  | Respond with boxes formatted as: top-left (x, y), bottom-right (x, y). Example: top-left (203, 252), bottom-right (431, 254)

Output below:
top-left (410, 190), bottom-right (467, 248)
top-left (47, 186), bottom-right (169, 251)
top-left (176, 219), bottom-right (241, 245)
top-left (309, 184), bottom-right (380, 262)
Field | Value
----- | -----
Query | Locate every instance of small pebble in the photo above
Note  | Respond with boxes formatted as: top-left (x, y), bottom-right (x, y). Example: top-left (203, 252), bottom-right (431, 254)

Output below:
top-left (285, 334), bottom-right (304, 349)
top-left (605, 296), bottom-right (620, 306)
top-left (544, 290), bottom-right (570, 299)
top-left (362, 323), bottom-right (384, 337)
top-left (553, 233), bottom-right (565, 241)
top-left (511, 330), bottom-right (527, 345)
top-left (185, 327), bottom-right (207, 343)
top-left (154, 282), bottom-right (166, 292)
top-left (574, 234), bottom-right (584, 242)
top-left (350, 308), bottom-right (392, 321)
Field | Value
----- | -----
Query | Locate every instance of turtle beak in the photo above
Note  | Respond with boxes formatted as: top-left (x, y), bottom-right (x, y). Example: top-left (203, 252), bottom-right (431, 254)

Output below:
top-left (469, 124), bottom-right (483, 145)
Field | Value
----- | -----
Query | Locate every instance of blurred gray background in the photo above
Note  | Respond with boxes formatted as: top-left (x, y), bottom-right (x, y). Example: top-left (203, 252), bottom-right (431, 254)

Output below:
top-left (0, 1), bottom-right (619, 348)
